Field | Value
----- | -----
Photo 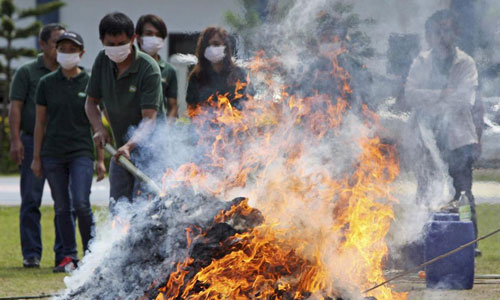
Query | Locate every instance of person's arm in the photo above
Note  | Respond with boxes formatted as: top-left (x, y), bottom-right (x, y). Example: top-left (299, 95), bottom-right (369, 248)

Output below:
top-left (31, 105), bottom-right (46, 178)
top-left (114, 109), bottom-right (157, 160)
top-left (8, 67), bottom-right (29, 165)
top-left (8, 101), bottom-right (24, 165)
top-left (85, 96), bottom-right (110, 150)
top-left (166, 67), bottom-right (179, 118)
top-left (167, 97), bottom-right (178, 118)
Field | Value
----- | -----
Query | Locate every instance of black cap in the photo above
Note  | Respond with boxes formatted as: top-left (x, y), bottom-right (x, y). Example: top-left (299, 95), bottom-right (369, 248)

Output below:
top-left (56, 31), bottom-right (84, 48)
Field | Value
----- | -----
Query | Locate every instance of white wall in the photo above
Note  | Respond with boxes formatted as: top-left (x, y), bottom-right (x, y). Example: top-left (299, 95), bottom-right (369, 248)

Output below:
top-left (59, 0), bottom-right (243, 69)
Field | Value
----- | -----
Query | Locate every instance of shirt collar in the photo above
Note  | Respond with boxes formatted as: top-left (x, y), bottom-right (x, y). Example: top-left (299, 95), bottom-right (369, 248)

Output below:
top-left (56, 66), bottom-right (87, 81)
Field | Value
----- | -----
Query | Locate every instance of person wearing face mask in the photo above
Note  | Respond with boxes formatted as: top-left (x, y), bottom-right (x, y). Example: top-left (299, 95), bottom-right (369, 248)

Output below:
top-left (136, 14), bottom-right (178, 118)
top-left (186, 26), bottom-right (249, 111)
top-left (8, 23), bottom-right (66, 269)
top-left (404, 10), bottom-right (482, 256)
top-left (85, 12), bottom-right (164, 211)
top-left (32, 31), bottom-right (105, 272)
top-left (292, 17), bottom-right (372, 114)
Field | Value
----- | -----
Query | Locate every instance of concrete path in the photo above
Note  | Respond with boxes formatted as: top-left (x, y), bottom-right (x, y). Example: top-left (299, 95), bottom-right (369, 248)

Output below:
top-left (0, 176), bottom-right (110, 206)
top-left (0, 176), bottom-right (498, 206)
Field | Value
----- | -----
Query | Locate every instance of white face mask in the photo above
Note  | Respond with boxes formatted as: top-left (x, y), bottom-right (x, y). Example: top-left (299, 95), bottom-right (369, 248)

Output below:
top-left (104, 43), bottom-right (131, 63)
top-left (204, 45), bottom-right (226, 63)
top-left (56, 52), bottom-right (81, 70)
top-left (140, 36), bottom-right (164, 55)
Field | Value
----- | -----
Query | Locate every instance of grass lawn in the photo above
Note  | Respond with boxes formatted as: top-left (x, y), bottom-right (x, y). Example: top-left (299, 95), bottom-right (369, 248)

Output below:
top-left (0, 206), bottom-right (107, 297)
top-left (1, 204), bottom-right (500, 297)
top-left (474, 168), bottom-right (500, 182)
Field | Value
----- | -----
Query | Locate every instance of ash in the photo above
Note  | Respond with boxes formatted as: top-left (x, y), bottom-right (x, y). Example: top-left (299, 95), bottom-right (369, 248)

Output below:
top-left (55, 188), bottom-right (233, 300)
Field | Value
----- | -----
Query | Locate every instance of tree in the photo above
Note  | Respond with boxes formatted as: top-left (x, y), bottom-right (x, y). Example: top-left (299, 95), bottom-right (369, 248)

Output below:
top-left (0, 0), bottom-right (65, 172)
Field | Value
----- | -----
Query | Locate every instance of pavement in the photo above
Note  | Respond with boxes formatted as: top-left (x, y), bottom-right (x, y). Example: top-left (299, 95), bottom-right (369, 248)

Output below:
top-left (0, 176), bottom-right (498, 206)
top-left (0, 176), bottom-right (110, 206)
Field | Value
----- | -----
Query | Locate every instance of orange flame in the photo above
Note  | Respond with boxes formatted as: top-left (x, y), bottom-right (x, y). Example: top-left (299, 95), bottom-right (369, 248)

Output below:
top-left (156, 46), bottom-right (407, 300)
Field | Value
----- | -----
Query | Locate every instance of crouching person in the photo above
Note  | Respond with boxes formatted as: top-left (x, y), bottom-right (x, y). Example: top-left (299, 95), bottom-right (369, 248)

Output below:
top-left (31, 32), bottom-right (106, 272)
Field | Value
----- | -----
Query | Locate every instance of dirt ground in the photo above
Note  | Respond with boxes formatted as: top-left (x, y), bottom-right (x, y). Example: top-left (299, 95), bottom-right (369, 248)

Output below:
top-left (392, 276), bottom-right (500, 300)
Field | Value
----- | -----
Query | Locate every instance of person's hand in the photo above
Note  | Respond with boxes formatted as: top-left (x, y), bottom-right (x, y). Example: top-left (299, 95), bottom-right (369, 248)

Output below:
top-left (96, 160), bottom-right (106, 181)
top-left (31, 158), bottom-right (43, 178)
top-left (93, 127), bottom-right (110, 149)
top-left (10, 138), bottom-right (24, 165)
top-left (114, 143), bottom-right (132, 162)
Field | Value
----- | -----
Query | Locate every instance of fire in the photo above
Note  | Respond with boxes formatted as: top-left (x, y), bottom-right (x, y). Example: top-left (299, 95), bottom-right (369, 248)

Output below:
top-left (156, 45), bottom-right (407, 299)
top-left (111, 216), bottom-right (130, 235)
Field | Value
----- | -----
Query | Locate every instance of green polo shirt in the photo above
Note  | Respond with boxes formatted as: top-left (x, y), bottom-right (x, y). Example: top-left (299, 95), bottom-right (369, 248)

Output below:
top-left (86, 46), bottom-right (164, 147)
top-left (35, 67), bottom-right (94, 160)
top-left (9, 54), bottom-right (52, 135)
top-left (158, 57), bottom-right (178, 99)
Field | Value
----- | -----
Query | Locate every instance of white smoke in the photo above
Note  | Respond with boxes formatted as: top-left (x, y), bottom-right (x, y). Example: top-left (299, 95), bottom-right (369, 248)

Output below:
top-left (56, 0), bottom-right (494, 299)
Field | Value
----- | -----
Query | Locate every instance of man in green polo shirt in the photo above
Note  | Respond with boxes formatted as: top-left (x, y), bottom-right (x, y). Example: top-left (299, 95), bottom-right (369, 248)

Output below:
top-left (135, 14), bottom-right (178, 118)
top-left (8, 23), bottom-right (65, 268)
top-left (85, 12), bottom-right (164, 209)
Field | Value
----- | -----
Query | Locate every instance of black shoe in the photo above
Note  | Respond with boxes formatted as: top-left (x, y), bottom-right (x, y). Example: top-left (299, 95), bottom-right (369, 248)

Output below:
top-left (55, 258), bottom-right (64, 267)
top-left (53, 256), bottom-right (78, 273)
top-left (23, 257), bottom-right (40, 268)
top-left (475, 248), bottom-right (482, 257)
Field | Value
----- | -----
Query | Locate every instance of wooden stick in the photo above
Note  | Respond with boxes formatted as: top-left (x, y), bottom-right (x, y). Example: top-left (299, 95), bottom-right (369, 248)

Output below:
top-left (363, 227), bottom-right (500, 294)
top-left (104, 143), bottom-right (162, 195)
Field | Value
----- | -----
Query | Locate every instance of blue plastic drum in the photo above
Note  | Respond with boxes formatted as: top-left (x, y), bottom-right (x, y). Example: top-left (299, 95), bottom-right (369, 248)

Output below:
top-left (432, 213), bottom-right (459, 221)
top-left (425, 220), bottom-right (475, 289)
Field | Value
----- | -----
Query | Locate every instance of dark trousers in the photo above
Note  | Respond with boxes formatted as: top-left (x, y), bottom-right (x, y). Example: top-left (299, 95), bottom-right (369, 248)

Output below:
top-left (447, 144), bottom-right (478, 240)
top-left (43, 156), bottom-right (95, 258)
top-left (109, 159), bottom-right (138, 214)
top-left (19, 133), bottom-right (63, 262)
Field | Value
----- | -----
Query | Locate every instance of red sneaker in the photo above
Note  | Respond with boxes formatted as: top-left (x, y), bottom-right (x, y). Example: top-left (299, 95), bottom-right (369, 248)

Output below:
top-left (53, 256), bottom-right (78, 273)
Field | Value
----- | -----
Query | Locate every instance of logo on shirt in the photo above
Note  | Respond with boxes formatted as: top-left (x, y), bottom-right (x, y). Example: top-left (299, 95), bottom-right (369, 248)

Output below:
top-left (78, 92), bottom-right (86, 98)
top-left (129, 85), bottom-right (137, 93)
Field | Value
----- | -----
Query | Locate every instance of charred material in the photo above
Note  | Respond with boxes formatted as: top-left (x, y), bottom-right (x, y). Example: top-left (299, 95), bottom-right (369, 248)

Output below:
top-left (57, 190), bottom-right (258, 300)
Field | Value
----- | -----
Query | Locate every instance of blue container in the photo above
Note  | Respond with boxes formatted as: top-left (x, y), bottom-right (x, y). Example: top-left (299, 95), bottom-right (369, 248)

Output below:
top-left (432, 213), bottom-right (459, 221)
top-left (425, 220), bottom-right (475, 289)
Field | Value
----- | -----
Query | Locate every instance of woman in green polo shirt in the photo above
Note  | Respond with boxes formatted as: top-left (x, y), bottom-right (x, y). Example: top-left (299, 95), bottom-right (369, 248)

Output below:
top-left (186, 26), bottom-right (249, 112)
top-left (31, 32), bottom-right (106, 273)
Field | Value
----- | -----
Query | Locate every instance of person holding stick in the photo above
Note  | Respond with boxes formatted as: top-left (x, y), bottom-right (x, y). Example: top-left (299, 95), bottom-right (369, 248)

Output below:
top-left (85, 12), bottom-right (164, 211)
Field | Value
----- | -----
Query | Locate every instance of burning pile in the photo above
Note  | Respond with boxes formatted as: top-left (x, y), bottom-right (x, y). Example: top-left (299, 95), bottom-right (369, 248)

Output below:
top-left (58, 3), bottom-right (409, 300)
top-left (148, 50), bottom-right (406, 300)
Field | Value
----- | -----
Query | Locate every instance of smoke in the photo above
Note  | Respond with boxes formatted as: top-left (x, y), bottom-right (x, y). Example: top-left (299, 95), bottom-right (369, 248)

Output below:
top-left (54, 0), bottom-right (499, 299)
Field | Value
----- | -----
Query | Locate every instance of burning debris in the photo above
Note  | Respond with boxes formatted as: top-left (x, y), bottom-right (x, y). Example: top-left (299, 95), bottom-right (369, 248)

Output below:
top-left (56, 2), bottom-right (411, 300)
top-left (58, 192), bottom-right (262, 300)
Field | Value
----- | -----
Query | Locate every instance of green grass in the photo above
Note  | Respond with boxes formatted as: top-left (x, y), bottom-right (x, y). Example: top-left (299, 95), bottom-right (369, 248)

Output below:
top-left (0, 206), bottom-right (107, 297)
top-left (0, 204), bottom-right (499, 297)
top-left (476, 204), bottom-right (500, 274)
top-left (474, 168), bottom-right (500, 182)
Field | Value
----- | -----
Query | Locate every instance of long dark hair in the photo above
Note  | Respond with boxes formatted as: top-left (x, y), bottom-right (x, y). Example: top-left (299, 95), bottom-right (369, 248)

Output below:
top-left (189, 26), bottom-right (239, 85)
